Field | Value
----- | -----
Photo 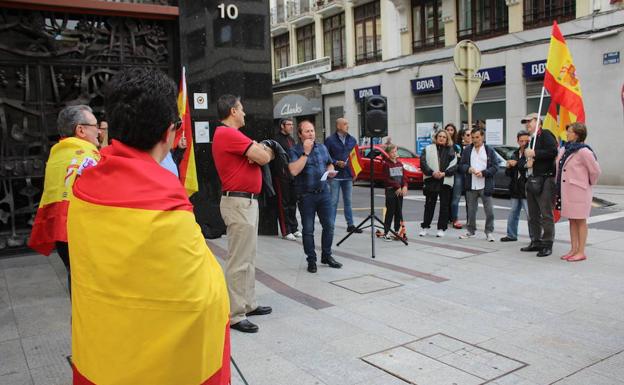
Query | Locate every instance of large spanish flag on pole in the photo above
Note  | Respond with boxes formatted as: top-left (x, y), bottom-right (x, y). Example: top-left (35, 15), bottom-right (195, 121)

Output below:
top-left (542, 21), bottom-right (585, 141)
top-left (68, 140), bottom-right (230, 385)
top-left (176, 66), bottom-right (199, 196)
top-left (348, 145), bottom-right (363, 180)
top-left (29, 137), bottom-right (100, 255)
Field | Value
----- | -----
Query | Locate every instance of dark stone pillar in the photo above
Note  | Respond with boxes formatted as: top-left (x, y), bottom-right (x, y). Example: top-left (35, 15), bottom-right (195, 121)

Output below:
top-left (178, 0), bottom-right (277, 237)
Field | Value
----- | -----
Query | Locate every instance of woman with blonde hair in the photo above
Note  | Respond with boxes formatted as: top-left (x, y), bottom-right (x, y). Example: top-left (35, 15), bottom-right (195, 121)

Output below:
top-left (556, 122), bottom-right (601, 262)
top-left (419, 130), bottom-right (457, 237)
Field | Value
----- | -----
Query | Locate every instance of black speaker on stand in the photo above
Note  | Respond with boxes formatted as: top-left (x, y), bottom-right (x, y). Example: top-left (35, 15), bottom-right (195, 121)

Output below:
top-left (337, 95), bottom-right (407, 258)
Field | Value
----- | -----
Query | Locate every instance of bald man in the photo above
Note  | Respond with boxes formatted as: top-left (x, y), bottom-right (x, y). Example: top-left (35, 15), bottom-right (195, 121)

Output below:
top-left (324, 118), bottom-right (361, 233)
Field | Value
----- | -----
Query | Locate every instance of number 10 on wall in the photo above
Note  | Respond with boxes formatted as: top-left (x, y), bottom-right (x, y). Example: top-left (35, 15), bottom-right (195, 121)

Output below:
top-left (217, 3), bottom-right (238, 19)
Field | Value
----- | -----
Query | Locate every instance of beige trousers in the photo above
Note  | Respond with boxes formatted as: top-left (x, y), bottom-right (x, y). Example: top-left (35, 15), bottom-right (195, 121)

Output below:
top-left (220, 196), bottom-right (259, 324)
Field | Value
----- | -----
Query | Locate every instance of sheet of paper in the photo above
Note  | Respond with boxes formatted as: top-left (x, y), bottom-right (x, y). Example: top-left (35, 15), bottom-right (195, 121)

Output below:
top-left (320, 171), bottom-right (330, 181)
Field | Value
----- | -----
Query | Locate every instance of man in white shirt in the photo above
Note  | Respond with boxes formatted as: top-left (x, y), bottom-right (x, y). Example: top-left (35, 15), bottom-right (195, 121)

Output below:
top-left (457, 127), bottom-right (498, 241)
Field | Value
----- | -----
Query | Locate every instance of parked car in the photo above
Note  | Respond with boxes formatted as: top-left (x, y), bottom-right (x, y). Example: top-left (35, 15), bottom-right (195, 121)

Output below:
top-left (356, 145), bottom-right (423, 187)
top-left (492, 145), bottom-right (515, 196)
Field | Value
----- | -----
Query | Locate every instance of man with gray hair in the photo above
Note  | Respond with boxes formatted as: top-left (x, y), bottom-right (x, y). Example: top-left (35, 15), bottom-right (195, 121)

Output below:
top-left (29, 105), bottom-right (101, 291)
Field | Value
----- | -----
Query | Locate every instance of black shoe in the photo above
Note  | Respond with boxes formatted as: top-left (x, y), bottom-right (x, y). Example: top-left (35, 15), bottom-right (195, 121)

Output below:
top-left (521, 243), bottom-right (541, 252)
top-left (231, 319), bottom-right (258, 333)
top-left (307, 262), bottom-right (317, 273)
top-left (321, 256), bottom-right (342, 268)
top-left (536, 247), bottom-right (552, 257)
top-left (347, 225), bottom-right (363, 234)
top-left (500, 236), bottom-right (517, 242)
top-left (246, 306), bottom-right (272, 317)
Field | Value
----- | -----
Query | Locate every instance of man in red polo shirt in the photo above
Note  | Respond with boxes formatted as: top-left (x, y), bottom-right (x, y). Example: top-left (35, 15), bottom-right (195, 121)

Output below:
top-left (213, 94), bottom-right (274, 333)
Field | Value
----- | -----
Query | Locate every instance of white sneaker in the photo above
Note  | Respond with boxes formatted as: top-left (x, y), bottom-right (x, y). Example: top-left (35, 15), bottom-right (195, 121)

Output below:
top-left (459, 232), bottom-right (476, 239)
top-left (486, 233), bottom-right (495, 242)
top-left (436, 230), bottom-right (445, 238)
top-left (382, 234), bottom-right (394, 242)
top-left (419, 229), bottom-right (427, 237)
top-left (293, 231), bottom-right (302, 238)
top-left (284, 233), bottom-right (297, 241)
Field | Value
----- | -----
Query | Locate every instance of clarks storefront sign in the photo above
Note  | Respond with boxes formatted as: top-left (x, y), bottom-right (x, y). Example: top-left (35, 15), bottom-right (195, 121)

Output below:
top-left (273, 94), bottom-right (322, 118)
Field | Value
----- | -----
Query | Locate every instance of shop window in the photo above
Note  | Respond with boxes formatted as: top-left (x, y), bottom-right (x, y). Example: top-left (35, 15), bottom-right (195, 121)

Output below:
top-left (296, 23), bottom-right (315, 63)
top-left (459, 100), bottom-right (506, 142)
top-left (523, 0), bottom-right (575, 29)
top-left (412, 0), bottom-right (444, 52)
top-left (354, 1), bottom-right (382, 65)
top-left (323, 13), bottom-right (346, 69)
top-left (273, 33), bottom-right (290, 81)
top-left (456, 0), bottom-right (508, 40)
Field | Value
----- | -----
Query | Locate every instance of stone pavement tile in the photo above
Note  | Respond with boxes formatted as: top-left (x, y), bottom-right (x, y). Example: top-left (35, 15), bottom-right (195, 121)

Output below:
top-left (0, 339), bottom-right (29, 377)
top-left (282, 347), bottom-right (384, 385)
top-left (489, 373), bottom-right (540, 385)
top-left (427, 307), bottom-right (529, 339)
top-left (7, 280), bottom-right (68, 308)
top-left (0, 306), bottom-right (18, 343)
top-left (406, 334), bottom-right (470, 358)
top-left (229, 351), bottom-right (326, 385)
top-left (0, 274), bottom-right (10, 307)
top-left (436, 347), bottom-right (524, 381)
top-left (0, 371), bottom-right (33, 385)
top-left (553, 369), bottom-right (624, 385)
top-left (415, 283), bottom-right (558, 324)
top-left (4, 263), bottom-right (60, 287)
top-left (362, 346), bottom-right (483, 385)
top-left (325, 331), bottom-right (399, 358)
top-left (21, 329), bottom-right (71, 370)
top-left (417, 246), bottom-right (475, 259)
top-left (352, 372), bottom-right (411, 385)
top-left (588, 350), bottom-right (624, 381)
top-left (12, 298), bottom-right (70, 338)
top-left (538, 310), bottom-right (624, 351)
top-left (320, 306), bottom-right (416, 345)
top-left (29, 363), bottom-right (72, 385)
top-left (330, 275), bottom-right (402, 294)
top-left (381, 290), bottom-right (461, 318)
top-left (0, 255), bottom-right (48, 270)
top-left (477, 337), bottom-right (604, 384)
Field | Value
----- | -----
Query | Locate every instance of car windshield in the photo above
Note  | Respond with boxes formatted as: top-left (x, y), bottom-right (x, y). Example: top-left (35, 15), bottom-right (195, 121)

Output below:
top-left (397, 147), bottom-right (416, 158)
top-left (494, 146), bottom-right (516, 160)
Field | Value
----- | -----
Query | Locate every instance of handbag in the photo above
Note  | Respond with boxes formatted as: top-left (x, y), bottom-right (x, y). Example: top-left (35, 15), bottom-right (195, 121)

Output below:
top-left (526, 175), bottom-right (544, 195)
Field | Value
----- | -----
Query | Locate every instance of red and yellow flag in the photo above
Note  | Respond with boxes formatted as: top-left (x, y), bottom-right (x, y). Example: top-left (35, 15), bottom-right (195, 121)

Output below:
top-left (543, 21), bottom-right (585, 140)
top-left (29, 137), bottom-right (100, 256)
top-left (175, 66), bottom-right (199, 196)
top-left (68, 140), bottom-right (230, 385)
top-left (348, 145), bottom-right (363, 179)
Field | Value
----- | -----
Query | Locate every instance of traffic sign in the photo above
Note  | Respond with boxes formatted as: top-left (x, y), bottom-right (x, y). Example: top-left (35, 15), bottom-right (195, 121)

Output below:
top-left (454, 40), bottom-right (481, 77)
top-left (452, 76), bottom-right (482, 106)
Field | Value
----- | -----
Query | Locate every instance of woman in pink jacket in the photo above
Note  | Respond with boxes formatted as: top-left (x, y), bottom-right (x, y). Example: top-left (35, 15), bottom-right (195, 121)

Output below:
top-left (556, 122), bottom-right (601, 262)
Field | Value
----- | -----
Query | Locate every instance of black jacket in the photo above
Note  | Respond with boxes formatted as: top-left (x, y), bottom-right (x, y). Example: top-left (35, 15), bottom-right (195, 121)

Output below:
top-left (505, 148), bottom-right (528, 199)
top-left (530, 129), bottom-right (558, 176)
top-left (459, 144), bottom-right (498, 196)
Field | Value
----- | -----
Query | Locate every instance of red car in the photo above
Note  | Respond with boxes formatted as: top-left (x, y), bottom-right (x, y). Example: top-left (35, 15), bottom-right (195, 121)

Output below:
top-left (356, 145), bottom-right (423, 187)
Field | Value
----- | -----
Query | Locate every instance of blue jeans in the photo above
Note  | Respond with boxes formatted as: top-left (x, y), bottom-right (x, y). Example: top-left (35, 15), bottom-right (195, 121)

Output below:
top-left (330, 178), bottom-right (354, 227)
top-left (450, 173), bottom-right (464, 221)
top-left (298, 189), bottom-right (335, 263)
top-left (506, 198), bottom-right (529, 239)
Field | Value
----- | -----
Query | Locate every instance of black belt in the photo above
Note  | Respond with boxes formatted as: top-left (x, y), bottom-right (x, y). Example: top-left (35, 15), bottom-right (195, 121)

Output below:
top-left (222, 191), bottom-right (258, 199)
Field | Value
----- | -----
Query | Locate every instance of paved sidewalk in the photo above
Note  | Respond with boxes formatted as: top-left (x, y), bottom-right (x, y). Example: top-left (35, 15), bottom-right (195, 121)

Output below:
top-left (1, 186), bottom-right (624, 385)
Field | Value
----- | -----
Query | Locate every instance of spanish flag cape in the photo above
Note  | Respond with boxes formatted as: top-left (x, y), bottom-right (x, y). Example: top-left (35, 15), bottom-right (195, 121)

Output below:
top-left (29, 137), bottom-right (100, 255)
top-left (68, 140), bottom-right (230, 385)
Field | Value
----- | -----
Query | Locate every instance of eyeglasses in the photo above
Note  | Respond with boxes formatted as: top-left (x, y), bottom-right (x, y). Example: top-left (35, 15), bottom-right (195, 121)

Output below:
top-left (173, 120), bottom-right (183, 131)
top-left (79, 123), bottom-right (98, 128)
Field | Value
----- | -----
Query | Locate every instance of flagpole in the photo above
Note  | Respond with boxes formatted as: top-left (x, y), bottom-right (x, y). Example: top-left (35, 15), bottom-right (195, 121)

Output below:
top-left (531, 86), bottom-right (546, 151)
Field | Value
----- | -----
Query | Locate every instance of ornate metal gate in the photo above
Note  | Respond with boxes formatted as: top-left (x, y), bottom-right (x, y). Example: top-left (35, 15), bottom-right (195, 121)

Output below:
top-left (0, 8), bottom-right (175, 253)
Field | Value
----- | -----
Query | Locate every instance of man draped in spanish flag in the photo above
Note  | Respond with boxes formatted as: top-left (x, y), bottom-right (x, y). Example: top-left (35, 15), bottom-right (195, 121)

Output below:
top-left (67, 68), bottom-right (230, 385)
top-left (29, 105), bottom-right (101, 287)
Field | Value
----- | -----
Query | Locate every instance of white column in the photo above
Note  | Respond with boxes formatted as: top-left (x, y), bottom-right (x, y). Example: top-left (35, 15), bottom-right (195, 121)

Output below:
top-left (289, 23), bottom-right (298, 64)
top-left (381, 0), bottom-right (402, 60)
top-left (314, 13), bottom-right (324, 60)
top-left (508, 1), bottom-right (524, 34)
top-left (442, 0), bottom-right (457, 47)
top-left (345, 1), bottom-right (356, 67)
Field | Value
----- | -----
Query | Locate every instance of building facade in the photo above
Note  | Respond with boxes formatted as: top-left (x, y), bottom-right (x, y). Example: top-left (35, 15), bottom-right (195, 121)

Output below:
top-left (270, 0), bottom-right (624, 184)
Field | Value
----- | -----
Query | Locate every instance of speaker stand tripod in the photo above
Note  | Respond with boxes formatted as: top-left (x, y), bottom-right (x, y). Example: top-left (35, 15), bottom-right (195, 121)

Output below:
top-left (336, 144), bottom-right (407, 258)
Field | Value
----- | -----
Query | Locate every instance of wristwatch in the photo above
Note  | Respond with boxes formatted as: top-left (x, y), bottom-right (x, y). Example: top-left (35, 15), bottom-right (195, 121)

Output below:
top-left (302, 152), bottom-right (309, 157)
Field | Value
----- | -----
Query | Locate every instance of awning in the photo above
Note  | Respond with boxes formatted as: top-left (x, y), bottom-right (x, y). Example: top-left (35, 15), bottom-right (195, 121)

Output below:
top-left (273, 94), bottom-right (322, 118)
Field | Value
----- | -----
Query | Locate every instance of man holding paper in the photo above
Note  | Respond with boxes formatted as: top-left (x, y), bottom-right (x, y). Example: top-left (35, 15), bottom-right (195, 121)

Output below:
top-left (289, 121), bottom-right (343, 273)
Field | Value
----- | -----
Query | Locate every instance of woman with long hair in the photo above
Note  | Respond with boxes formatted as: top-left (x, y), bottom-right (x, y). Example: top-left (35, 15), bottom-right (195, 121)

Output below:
top-left (556, 122), bottom-right (601, 262)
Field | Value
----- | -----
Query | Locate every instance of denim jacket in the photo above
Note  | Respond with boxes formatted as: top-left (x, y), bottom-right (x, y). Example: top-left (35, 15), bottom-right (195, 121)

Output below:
top-left (289, 142), bottom-right (334, 195)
